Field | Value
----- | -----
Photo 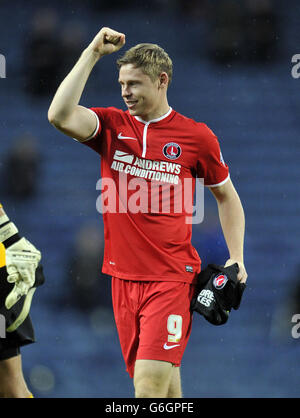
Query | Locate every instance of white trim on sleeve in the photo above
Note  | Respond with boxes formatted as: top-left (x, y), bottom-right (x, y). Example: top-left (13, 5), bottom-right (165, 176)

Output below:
top-left (73, 109), bottom-right (100, 143)
top-left (206, 173), bottom-right (230, 188)
top-left (82, 109), bottom-right (100, 142)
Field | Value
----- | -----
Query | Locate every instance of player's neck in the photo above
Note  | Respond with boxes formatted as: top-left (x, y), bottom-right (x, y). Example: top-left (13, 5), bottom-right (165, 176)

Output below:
top-left (138, 102), bottom-right (171, 122)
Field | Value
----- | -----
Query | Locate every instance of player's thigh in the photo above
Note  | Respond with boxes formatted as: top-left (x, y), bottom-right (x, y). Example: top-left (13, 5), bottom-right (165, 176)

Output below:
top-left (137, 281), bottom-right (194, 368)
top-left (0, 354), bottom-right (25, 381)
top-left (134, 359), bottom-right (173, 392)
top-left (0, 350), bottom-right (21, 373)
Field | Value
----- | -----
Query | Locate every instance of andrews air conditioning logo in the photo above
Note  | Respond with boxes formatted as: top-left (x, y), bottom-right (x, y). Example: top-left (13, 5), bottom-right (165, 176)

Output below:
top-left (163, 142), bottom-right (181, 160)
top-left (213, 274), bottom-right (228, 290)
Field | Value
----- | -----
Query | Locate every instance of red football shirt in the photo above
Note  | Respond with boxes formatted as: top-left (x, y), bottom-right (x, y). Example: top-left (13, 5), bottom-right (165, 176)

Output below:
top-left (80, 107), bottom-right (229, 284)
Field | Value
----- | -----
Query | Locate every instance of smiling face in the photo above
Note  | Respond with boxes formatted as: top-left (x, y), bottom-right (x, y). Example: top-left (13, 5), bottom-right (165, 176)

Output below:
top-left (118, 64), bottom-right (169, 121)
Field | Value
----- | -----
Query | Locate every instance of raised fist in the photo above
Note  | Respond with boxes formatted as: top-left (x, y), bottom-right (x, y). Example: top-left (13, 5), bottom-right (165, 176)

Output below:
top-left (89, 27), bottom-right (125, 57)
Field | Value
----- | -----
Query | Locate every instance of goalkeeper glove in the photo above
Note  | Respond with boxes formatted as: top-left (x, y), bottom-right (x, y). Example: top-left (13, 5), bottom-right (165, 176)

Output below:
top-left (191, 263), bottom-right (246, 325)
top-left (0, 212), bottom-right (42, 310)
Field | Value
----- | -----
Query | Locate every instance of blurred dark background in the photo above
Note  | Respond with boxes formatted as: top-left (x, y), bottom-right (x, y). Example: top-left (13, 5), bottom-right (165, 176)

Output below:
top-left (0, 0), bottom-right (300, 398)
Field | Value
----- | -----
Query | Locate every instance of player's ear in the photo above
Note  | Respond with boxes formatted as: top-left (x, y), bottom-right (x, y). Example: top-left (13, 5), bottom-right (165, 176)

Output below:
top-left (158, 72), bottom-right (169, 89)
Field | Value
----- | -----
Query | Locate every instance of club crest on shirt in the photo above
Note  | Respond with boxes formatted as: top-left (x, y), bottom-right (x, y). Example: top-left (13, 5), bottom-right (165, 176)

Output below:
top-left (163, 142), bottom-right (182, 160)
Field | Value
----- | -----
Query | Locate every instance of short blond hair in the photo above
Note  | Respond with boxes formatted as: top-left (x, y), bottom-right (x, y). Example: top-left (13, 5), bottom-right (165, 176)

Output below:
top-left (117, 43), bottom-right (173, 86)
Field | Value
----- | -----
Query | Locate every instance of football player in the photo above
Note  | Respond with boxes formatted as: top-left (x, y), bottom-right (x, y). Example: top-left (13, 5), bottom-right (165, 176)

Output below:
top-left (48, 27), bottom-right (247, 398)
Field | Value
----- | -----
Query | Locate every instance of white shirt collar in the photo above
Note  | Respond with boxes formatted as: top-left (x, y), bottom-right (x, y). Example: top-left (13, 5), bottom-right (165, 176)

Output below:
top-left (134, 107), bottom-right (173, 124)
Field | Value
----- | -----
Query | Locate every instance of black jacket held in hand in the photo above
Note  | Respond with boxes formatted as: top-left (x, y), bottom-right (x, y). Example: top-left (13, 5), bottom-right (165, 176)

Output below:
top-left (191, 263), bottom-right (246, 325)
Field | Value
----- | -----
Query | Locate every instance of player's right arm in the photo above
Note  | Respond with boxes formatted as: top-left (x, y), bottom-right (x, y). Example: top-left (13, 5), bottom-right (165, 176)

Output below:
top-left (48, 27), bottom-right (125, 141)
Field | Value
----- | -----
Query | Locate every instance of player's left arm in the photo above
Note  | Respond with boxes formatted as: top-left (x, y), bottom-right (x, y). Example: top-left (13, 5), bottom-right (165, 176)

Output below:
top-left (209, 178), bottom-right (248, 284)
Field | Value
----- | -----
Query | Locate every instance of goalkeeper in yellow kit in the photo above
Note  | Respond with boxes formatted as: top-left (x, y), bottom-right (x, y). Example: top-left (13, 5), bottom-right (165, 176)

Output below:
top-left (0, 203), bottom-right (44, 398)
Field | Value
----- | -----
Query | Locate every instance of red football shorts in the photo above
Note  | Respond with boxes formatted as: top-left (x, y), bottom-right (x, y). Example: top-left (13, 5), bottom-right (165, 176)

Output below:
top-left (111, 277), bottom-right (195, 378)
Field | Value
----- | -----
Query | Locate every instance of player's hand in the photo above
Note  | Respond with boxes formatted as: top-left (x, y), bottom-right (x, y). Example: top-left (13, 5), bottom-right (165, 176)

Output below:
top-left (224, 259), bottom-right (247, 284)
top-left (5, 237), bottom-right (41, 309)
top-left (89, 27), bottom-right (125, 57)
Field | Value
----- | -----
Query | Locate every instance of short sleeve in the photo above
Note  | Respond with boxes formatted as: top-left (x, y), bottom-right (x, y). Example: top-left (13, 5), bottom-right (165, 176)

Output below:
top-left (78, 107), bottom-right (123, 155)
top-left (71, 108), bottom-right (103, 154)
top-left (196, 124), bottom-right (230, 187)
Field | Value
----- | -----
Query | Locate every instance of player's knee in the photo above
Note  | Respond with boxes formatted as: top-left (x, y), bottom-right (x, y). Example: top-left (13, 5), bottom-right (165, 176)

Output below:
top-left (167, 367), bottom-right (182, 398)
top-left (134, 376), bottom-right (167, 398)
top-left (167, 383), bottom-right (182, 398)
top-left (134, 360), bottom-right (172, 398)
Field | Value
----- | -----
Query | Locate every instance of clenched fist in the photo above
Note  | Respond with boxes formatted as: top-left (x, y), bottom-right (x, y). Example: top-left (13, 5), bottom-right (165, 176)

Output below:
top-left (89, 27), bottom-right (125, 57)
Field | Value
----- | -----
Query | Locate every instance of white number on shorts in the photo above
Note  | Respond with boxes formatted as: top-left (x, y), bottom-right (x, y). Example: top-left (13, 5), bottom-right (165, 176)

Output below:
top-left (167, 314), bottom-right (183, 343)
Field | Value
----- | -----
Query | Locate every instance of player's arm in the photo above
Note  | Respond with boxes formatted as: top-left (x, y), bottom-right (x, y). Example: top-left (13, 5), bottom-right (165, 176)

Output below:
top-left (48, 27), bottom-right (125, 141)
top-left (0, 203), bottom-right (41, 309)
top-left (209, 178), bottom-right (248, 283)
